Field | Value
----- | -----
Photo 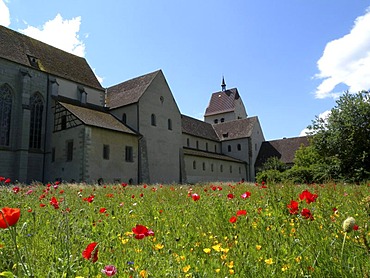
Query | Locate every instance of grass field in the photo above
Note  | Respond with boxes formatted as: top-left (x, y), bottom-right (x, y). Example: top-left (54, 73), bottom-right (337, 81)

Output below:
top-left (0, 180), bottom-right (369, 277)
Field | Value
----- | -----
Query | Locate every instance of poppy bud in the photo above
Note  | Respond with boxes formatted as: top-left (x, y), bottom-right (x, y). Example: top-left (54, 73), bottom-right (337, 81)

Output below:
top-left (342, 217), bottom-right (356, 232)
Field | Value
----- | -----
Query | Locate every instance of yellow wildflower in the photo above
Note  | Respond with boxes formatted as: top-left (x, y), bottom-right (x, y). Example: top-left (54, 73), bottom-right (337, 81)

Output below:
top-left (139, 269), bottom-right (147, 278)
top-left (265, 258), bottom-right (273, 265)
top-left (154, 243), bottom-right (164, 250)
top-left (183, 265), bottom-right (191, 273)
top-left (203, 248), bottom-right (211, 254)
top-left (281, 264), bottom-right (290, 271)
top-left (227, 261), bottom-right (234, 268)
top-left (229, 269), bottom-right (235, 275)
top-left (212, 243), bottom-right (222, 252)
top-left (256, 245), bottom-right (262, 250)
top-left (215, 269), bottom-right (221, 273)
top-left (295, 256), bottom-right (302, 263)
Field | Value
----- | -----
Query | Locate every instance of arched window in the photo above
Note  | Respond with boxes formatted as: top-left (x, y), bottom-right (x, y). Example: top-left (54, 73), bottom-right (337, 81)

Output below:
top-left (0, 84), bottom-right (12, 146)
top-left (228, 145), bottom-right (231, 152)
top-left (202, 162), bottom-right (206, 171)
top-left (237, 144), bottom-right (241, 151)
top-left (122, 113), bottom-right (127, 124)
top-left (221, 118), bottom-right (225, 123)
top-left (186, 138), bottom-right (190, 147)
top-left (193, 160), bottom-right (196, 170)
top-left (29, 93), bottom-right (44, 149)
top-left (151, 114), bottom-right (156, 126)
top-left (214, 119), bottom-right (218, 124)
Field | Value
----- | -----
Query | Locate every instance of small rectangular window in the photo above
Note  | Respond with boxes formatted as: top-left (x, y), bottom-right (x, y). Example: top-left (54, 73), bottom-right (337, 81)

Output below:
top-left (51, 147), bottom-right (55, 162)
top-left (66, 140), bottom-right (73, 161)
top-left (103, 144), bottom-right (110, 160)
top-left (61, 115), bottom-right (67, 130)
top-left (125, 146), bottom-right (133, 162)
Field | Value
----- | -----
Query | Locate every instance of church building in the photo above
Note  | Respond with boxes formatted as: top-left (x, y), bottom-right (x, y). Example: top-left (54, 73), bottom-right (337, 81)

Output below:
top-left (0, 26), bottom-right (274, 184)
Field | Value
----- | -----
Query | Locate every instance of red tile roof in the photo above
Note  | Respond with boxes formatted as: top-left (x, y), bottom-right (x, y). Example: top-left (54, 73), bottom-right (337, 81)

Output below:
top-left (204, 88), bottom-right (240, 116)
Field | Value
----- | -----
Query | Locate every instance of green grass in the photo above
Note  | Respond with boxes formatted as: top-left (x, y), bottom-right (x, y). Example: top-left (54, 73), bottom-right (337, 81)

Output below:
top-left (0, 181), bottom-right (369, 277)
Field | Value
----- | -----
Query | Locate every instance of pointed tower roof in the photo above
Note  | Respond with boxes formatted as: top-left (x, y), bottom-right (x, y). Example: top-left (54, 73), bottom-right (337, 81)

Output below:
top-left (221, 76), bottom-right (226, 91)
top-left (204, 88), bottom-right (240, 116)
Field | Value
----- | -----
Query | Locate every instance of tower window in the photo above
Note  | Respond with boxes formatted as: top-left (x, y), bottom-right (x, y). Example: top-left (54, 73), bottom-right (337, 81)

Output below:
top-left (151, 114), bottom-right (156, 126)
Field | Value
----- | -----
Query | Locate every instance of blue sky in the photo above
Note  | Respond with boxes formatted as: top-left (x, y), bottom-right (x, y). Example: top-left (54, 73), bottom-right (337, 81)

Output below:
top-left (1, 0), bottom-right (370, 140)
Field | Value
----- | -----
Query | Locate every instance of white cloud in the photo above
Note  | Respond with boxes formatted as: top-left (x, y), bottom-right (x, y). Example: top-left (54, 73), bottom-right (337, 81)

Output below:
top-left (299, 110), bottom-right (331, 136)
top-left (92, 68), bottom-right (104, 84)
top-left (19, 14), bottom-right (85, 57)
top-left (315, 8), bottom-right (370, 98)
top-left (0, 0), bottom-right (10, 27)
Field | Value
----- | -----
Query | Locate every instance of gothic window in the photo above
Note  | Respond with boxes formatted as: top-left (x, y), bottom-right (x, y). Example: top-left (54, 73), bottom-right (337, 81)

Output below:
top-left (29, 93), bottom-right (44, 149)
top-left (0, 84), bottom-right (12, 146)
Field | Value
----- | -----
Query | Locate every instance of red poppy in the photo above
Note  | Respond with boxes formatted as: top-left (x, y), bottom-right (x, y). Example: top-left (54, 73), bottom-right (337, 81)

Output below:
top-left (132, 224), bottom-right (154, 239)
top-left (301, 208), bottom-right (314, 220)
top-left (241, 191), bottom-right (251, 199)
top-left (229, 216), bottom-right (237, 223)
top-left (12, 187), bottom-right (20, 193)
top-left (50, 197), bottom-right (59, 209)
top-left (236, 210), bottom-right (247, 216)
top-left (82, 242), bottom-right (99, 262)
top-left (99, 208), bottom-right (107, 213)
top-left (287, 200), bottom-right (299, 215)
top-left (191, 193), bottom-right (200, 201)
top-left (0, 207), bottom-right (21, 229)
top-left (83, 195), bottom-right (95, 203)
top-left (4, 178), bottom-right (11, 184)
top-left (353, 225), bottom-right (359, 231)
top-left (299, 190), bottom-right (318, 204)
top-left (0, 177), bottom-right (5, 182)
top-left (40, 203), bottom-right (46, 207)
top-left (227, 193), bottom-right (235, 199)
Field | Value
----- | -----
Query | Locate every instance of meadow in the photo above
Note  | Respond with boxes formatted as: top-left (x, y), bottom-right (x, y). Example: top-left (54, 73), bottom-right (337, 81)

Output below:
top-left (0, 179), bottom-right (369, 277)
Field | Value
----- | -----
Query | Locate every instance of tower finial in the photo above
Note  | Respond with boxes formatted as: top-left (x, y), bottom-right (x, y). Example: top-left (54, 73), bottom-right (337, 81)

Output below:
top-left (221, 76), bottom-right (226, 91)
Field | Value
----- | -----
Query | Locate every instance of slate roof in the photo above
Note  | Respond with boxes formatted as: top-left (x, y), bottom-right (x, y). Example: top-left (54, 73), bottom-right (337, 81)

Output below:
top-left (204, 88), bottom-right (240, 116)
top-left (181, 115), bottom-right (219, 141)
top-left (183, 147), bottom-right (245, 163)
top-left (106, 70), bottom-right (160, 109)
top-left (59, 102), bottom-right (137, 135)
top-left (0, 26), bottom-right (103, 91)
top-left (213, 117), bottom-right (258, 141)
top-left (255, 136), bottom-right (310, 168)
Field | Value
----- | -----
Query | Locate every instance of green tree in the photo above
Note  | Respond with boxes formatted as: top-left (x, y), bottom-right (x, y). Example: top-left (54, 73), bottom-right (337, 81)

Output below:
top-left (308, 91), bottom-right (370, 181)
